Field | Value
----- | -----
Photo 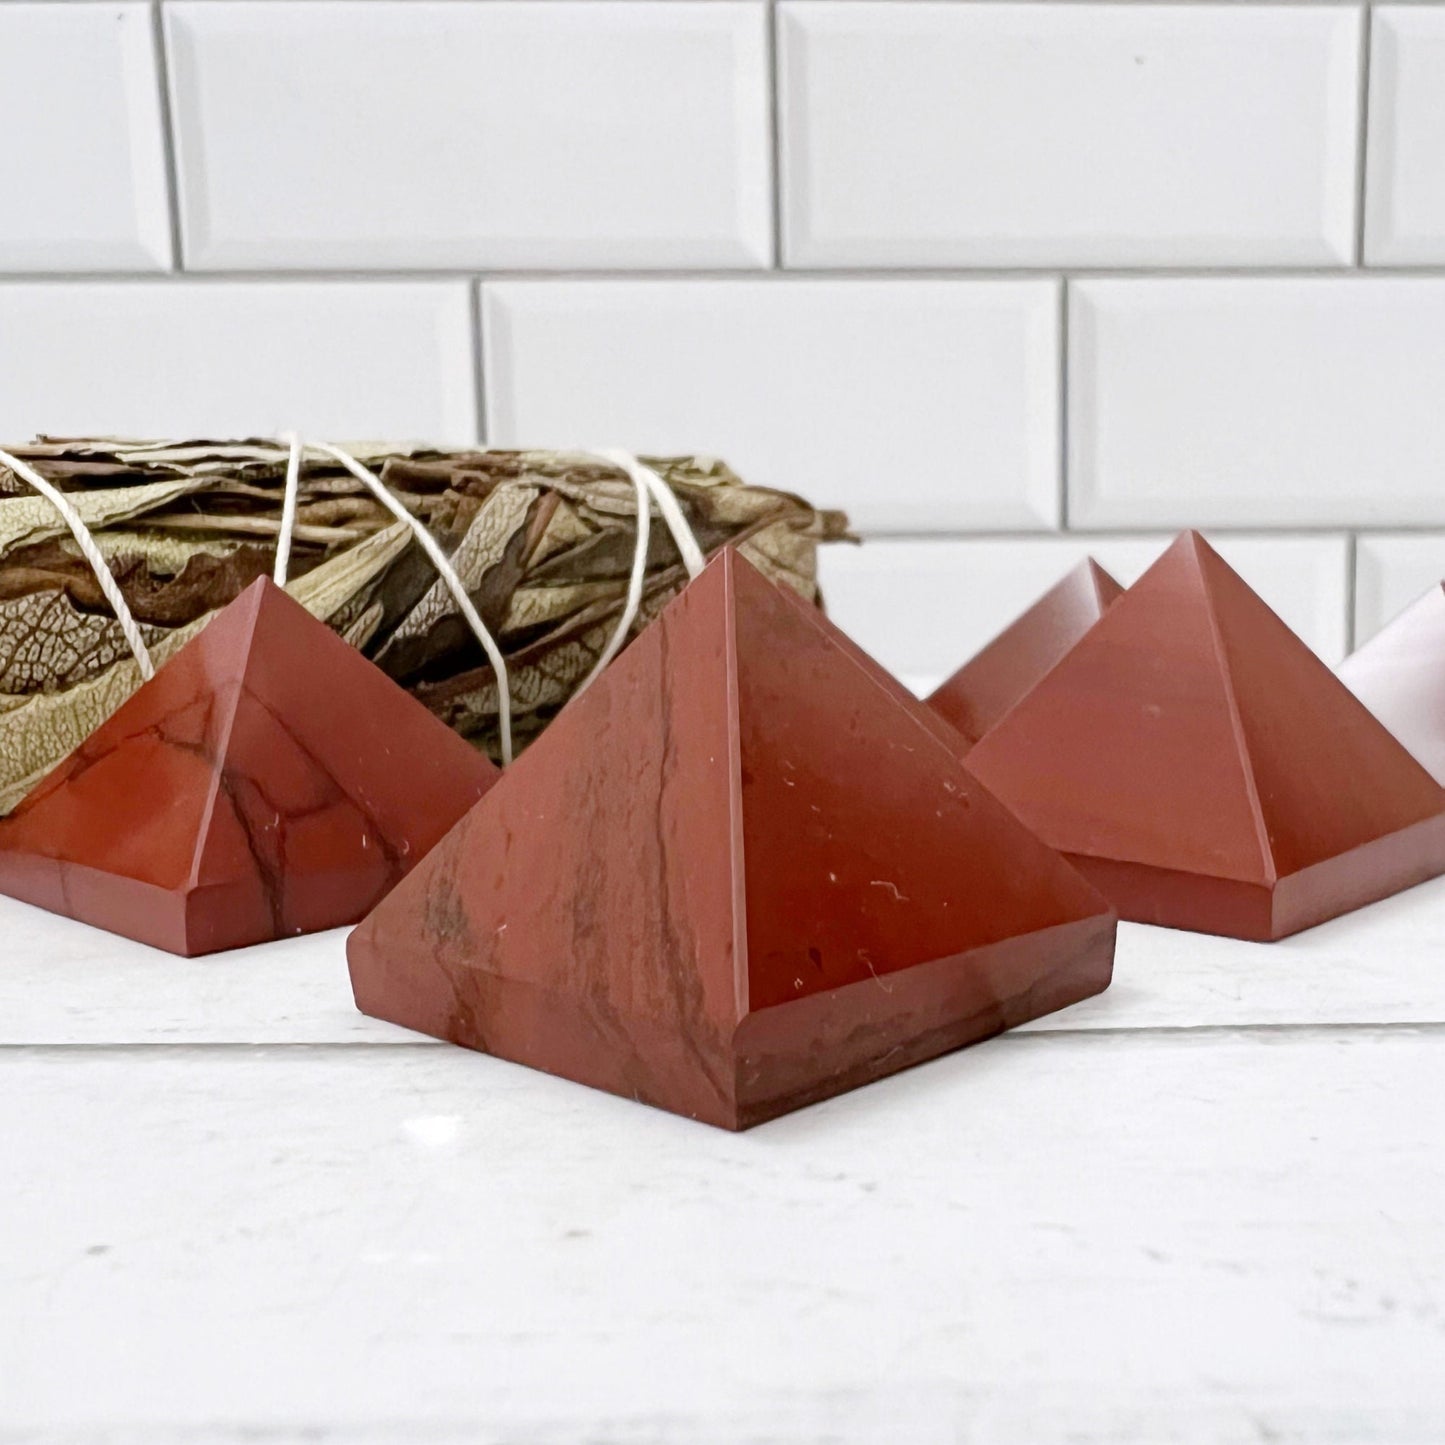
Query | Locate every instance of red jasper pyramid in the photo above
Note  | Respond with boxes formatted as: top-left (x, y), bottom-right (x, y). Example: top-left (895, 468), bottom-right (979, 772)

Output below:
top-left (0, 577), bottom-right (498, 955)
top-left (966, 531), bottom-right (1445, 941)
top-left (929, 558), bottom-right (1123, 745)
top-left (1338, 581), bottom-right (1445, 786)
top-left (348, 548), bottom-right (1116, 1130)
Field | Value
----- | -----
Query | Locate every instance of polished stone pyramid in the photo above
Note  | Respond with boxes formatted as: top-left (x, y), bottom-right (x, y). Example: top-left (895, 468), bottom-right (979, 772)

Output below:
top-left (1339, 582), bottom-right (1445, 786)
top-left (966, 532), bottom-right (1445, 940)
top-left (929, 558), bottom-right (1123, 745)
top-left (0, 577), bottom-right (498, 955)
top-left (348, 548), bottom-right (1116, 1130)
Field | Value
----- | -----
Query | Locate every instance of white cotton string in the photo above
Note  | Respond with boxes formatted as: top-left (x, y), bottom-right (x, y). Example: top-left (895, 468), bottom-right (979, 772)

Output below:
top-left (598, 450), bottom-right (706, 580)
top-left (575, 458), bottom-right (651, 695)
top-left (272, 431), bottom-right (304, 587)
top-left (574, 450), bottom-right (706, 697)
top-left (0, 446), bottom-right (155, 681)
top-left (308, 440), bottom-right (514, 767)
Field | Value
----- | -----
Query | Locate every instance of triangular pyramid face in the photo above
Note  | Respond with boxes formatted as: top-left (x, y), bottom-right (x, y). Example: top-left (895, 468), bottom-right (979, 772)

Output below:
top-left (1198, 545), bottom-right (1444, 879)
top-left (348, 548), bottom-right (1115, 1130)
top-left (0, 578), bottom-right (497, 955)
top-left (1339, 583), bottom-right (1445, 786)
top-left (728, 552), bottom-right (1109, 1011)
top-left (928, 559), bottom-right (1123, 745)
top-left (967, 535), bottom-right (1273, 886)
top-left (967, 532), bottom-right (1445, 939)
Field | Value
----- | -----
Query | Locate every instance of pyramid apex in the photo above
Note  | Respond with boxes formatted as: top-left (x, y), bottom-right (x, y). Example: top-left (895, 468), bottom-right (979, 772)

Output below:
top-left (1166, 528), bottom-right (1214, 561)
top-left (1081, 557), bottom-right (1125, 606)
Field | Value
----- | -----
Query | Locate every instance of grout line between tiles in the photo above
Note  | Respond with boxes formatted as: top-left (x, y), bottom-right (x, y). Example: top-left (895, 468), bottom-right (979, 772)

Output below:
top-left (767, 0), bottom-right (784, 270)
top-left (1345, 532), bottom-right (1360, 652)
top-left (469, 277), bottom-right (489, 445)
top-left (1355, 2), bottom-right (1374, 267)
top-left (149, 0), bottom-right (186, 272)
top-left (1058, 279), bottom-right (1070, 530)
top-left (13, 266), bottom-right (1445, 286)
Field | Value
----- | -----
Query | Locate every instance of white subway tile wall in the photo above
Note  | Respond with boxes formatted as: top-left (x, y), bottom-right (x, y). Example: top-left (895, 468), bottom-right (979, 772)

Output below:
top-left (780, 3), bottom-right (1359, 268)
top-left (1069, 277), bottom-right (1445, 529)
top-left (0, 282), bottom-right (477, 441)
top-left (165, 1), bottom-right (773, 270)
top-left (1366, 8), bottom-right (1445, 265)
top-left (0, 4), bottom-right (171, 271)
top-left (5, 0), bottom-right (1445, 673)
top-left (483, 279), bottom-right (1060, 531)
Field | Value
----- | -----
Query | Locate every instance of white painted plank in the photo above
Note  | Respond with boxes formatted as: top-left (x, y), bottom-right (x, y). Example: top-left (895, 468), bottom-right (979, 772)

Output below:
top-left (5, 874), bottom-right (1445, 1046)
top-left (1020, 874), bottom-right (1445, 1032)
top-left (0, 903), bottom-right (397, 1046)
top-left (1, 1033), bottom-right (1442, 1441)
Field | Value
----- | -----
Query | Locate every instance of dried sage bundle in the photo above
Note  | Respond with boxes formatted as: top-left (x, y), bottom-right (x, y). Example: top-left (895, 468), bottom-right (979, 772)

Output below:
top-left (0, 438), bottom-right (852, 814)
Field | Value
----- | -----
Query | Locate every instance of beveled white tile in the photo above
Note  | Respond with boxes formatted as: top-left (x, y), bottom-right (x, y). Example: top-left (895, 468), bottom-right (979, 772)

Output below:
top-left (1354, 533), bottom-right (1445, 645)
top-left (483, 279), bottom-right (1061, 531)
top-left (0, 282), bottom-right (476, 441)
top-left (166, 0), bottom-right (772, 270)
top-left (1070, 279), bottom-right (1445, 530)
top-left (820, 532), bottom-right (1349, 696)
top-left (780, 2), bottom-right (1358, 268)
top-left (0, 3), bottom-right (171, 270)
top-left (1366, 7), bottom-right (1445, 264)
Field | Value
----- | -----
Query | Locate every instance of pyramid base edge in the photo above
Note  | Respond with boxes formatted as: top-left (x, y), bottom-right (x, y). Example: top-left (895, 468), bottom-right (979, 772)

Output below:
top-left (1271, 810), bottom-right (1445, 940)
top-left (0, 853), bottom-right (193, 955)
top-left (732, 910), bottom-right (1118, 1128)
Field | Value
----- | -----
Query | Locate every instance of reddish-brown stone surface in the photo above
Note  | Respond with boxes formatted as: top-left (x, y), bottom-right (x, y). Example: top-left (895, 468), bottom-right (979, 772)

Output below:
top-left (0, 578), bottom-right (498, 955)
top-left (928, 559), bottom-right (1123, 745)
top-left (348, 548), bottom-right (1116, 1130)
top-left (966, 531), bottom-right (1445, 940)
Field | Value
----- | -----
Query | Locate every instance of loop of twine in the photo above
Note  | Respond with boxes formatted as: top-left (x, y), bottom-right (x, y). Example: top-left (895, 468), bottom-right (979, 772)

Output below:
top-left (277, 437), bottom-right (517, 768)
top-left (574, 450), bottom-right (707, 697)
top-left (0, 446), bottom-right (156, 680)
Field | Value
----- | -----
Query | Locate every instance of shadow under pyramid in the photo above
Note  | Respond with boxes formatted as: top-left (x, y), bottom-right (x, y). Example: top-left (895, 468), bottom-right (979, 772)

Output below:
top-left (966, 531), bottom-right (1445, 941)
top-left (348, 547), bottom-right (1116, 1130)
top-left (0, 577), bottom-right (498, 955)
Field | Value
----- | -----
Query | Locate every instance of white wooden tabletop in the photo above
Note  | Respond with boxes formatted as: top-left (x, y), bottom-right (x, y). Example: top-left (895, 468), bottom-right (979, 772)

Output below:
top-left (3, 879), bottom-right (1444, 1445)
